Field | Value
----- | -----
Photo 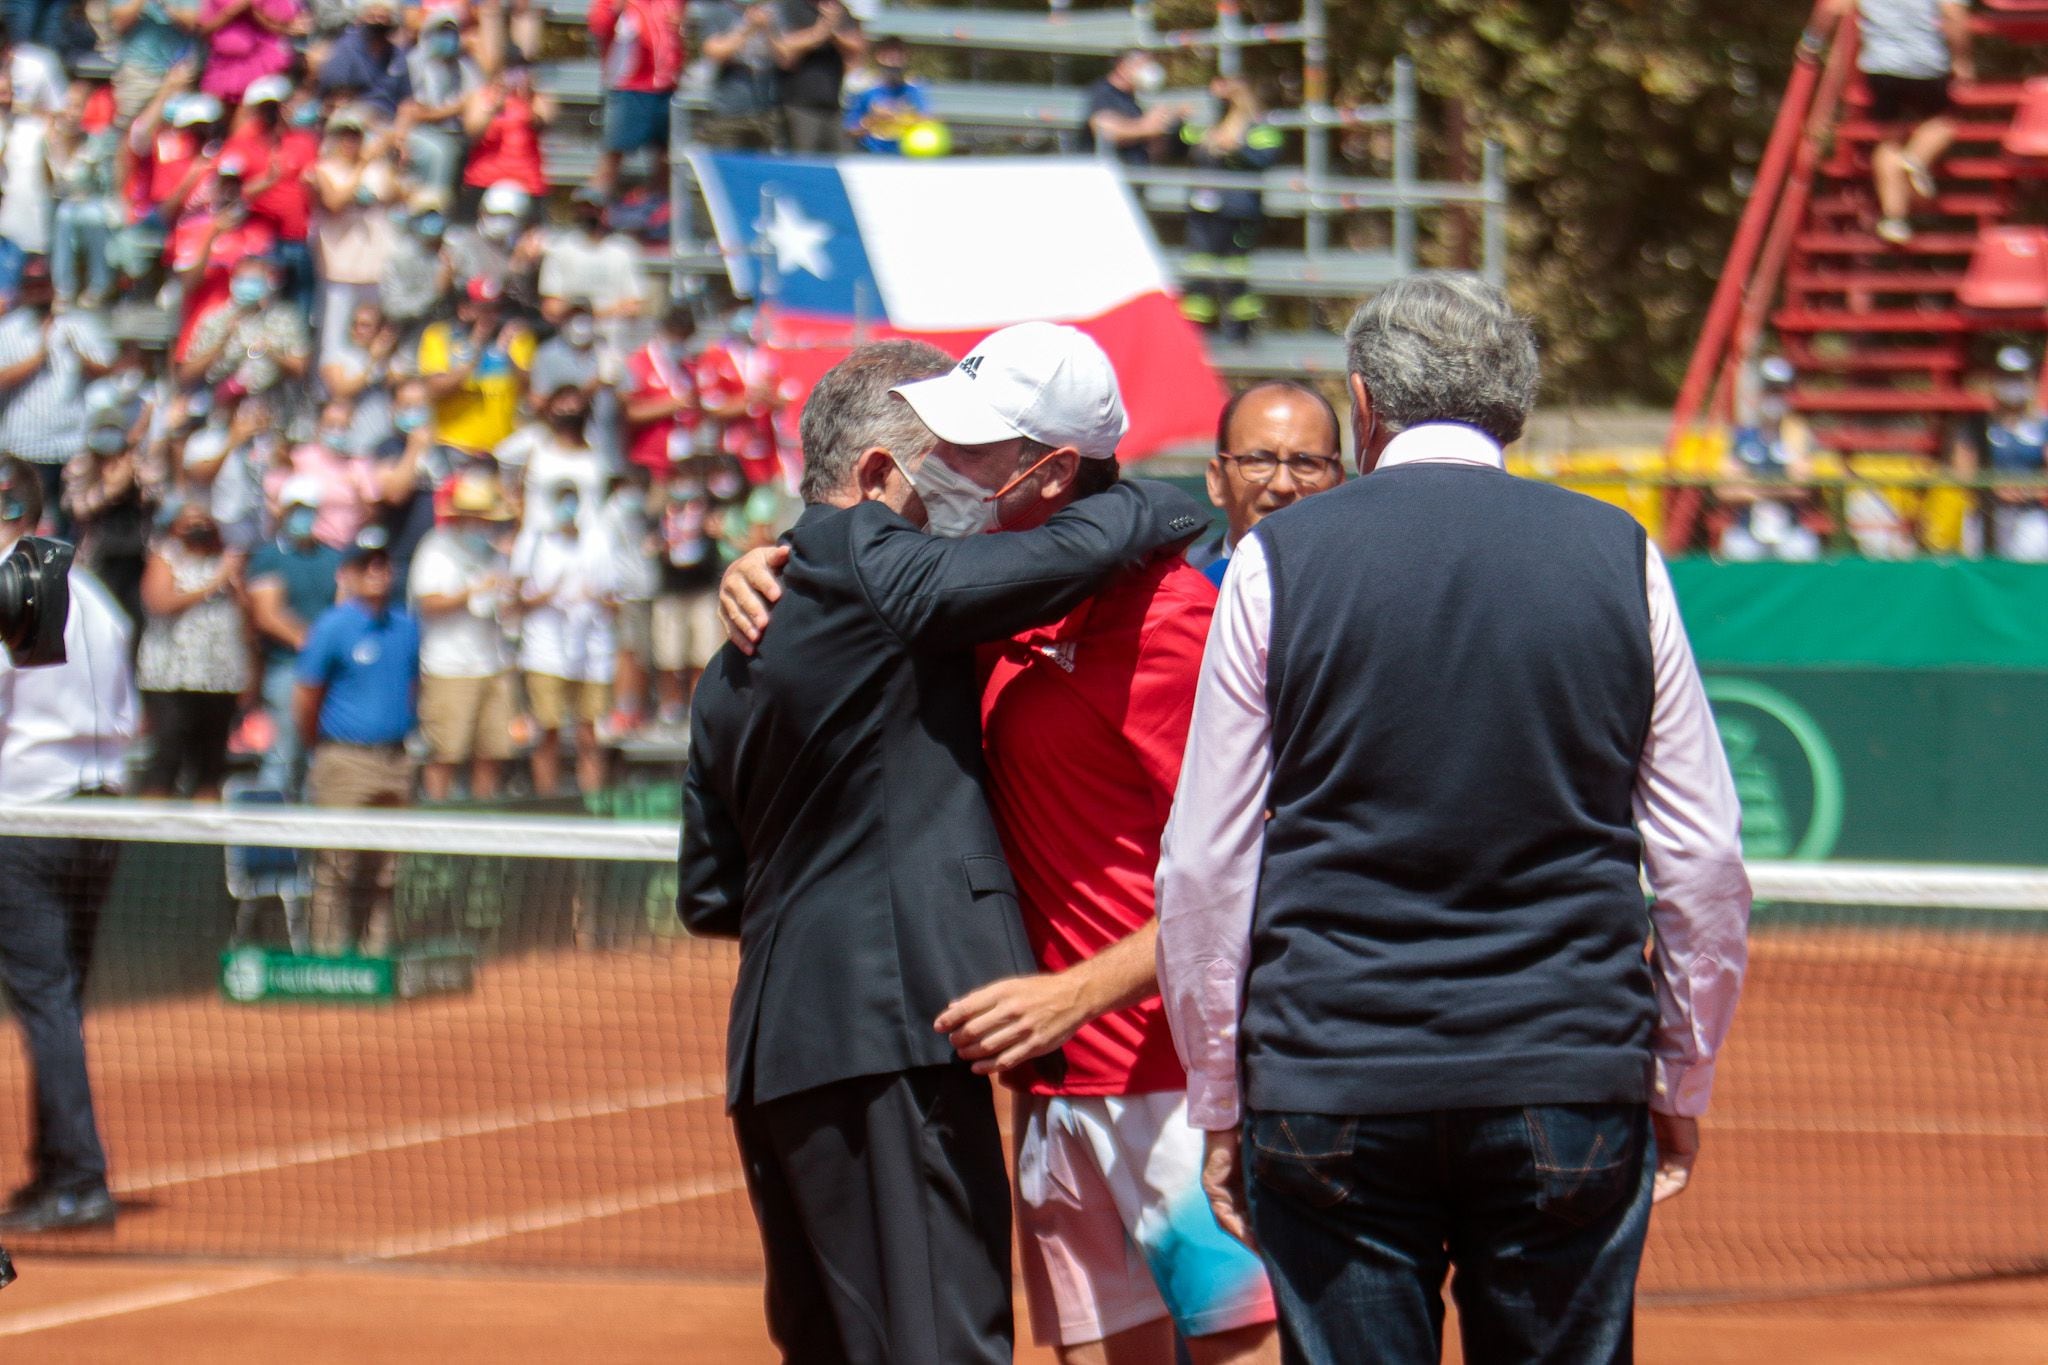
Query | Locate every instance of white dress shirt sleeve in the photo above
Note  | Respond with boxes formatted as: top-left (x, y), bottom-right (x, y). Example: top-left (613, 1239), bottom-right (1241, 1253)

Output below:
top-left (1156, 535), bottom-right (1274, 1132)
top-left (1637, 543), bottom-right (1753, 1117)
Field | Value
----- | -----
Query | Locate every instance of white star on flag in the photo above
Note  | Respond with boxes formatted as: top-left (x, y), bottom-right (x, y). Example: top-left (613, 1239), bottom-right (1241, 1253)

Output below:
top-left (761, 194), bottom-right (832, 281)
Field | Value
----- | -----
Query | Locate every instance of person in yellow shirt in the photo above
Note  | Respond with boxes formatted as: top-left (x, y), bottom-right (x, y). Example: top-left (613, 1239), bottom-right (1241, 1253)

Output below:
top-left (417, 277), bottom-right (537, 454)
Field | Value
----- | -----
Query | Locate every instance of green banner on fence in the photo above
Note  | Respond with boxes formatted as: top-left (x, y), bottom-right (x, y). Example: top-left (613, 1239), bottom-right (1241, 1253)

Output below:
top-left (1672, 560), bottom-right (2048, 863)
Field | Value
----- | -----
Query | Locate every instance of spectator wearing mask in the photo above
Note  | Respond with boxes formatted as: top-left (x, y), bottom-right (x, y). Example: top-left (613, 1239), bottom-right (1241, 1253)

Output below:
top-left (178, 255), bottom-right (313, 399)
top-left (317, 0), bottom-right (412, 118)
top-left (409, 470), bottom-right (516, 799)
top-left (623, 302), bottom-right (700, 474)
top-left (62, 409), bottom-right (159, 628)
top-left (696, 0), bottom-right (779, 150)
top-left (224, 74), bottom-right (319, 311)
top-left (695, 307), bottom-right (795, 487)
top-left (136, 498), bottom-right (249, 799)
top-left (168, 156), bottom-right (278, 358)
top-left (1082, 49), bottom-right (1186, 166)
top-left (1720, 359), bottom-right (1823, 563)
top-left (368, 375), bottom-right (464, 589)
top-left (772, 0), bottom-right (861, 153)
top-left (845, 37), bottom-right (927, 154)
top-left (109, 0), bottom-right (201, 127)
top-left (320, 300), bottom-right (403, 453)
top-left (47, 78), bottom-right (121, 310)
top-left (0, 260), bottom-right (116, 520)
top-left (405, 10), bottom-right (482, 196)
top-left (1188, 380), bottom-right (1345, 584)
top-left (117, 75), bottom-right (212, 278)
top-left (517, 380), bottom-right (607, 532)
top-left (295, 535), bottom-right (420, 957)
top-left (245, 477), bottom-right (343, 793)
top-left (444, 178), bottom-right (527, 292)
top-left (1957, 348), bottom-right (2048, 560)
top-left (0, 70), bottom-right (53, 292)
top-left (587, 0), bottom-right (683, 195)
top-left (178, 387), bottom-right (272, 549)
top-left (530, 301), bottom-right (606, 399)
top-left (461, 48), bottom-right (550, 199)
top-left (418, 275), bottom-right (534, 455)
top-left (271, 398), bottom-right (386, 550)
top-left (650, 468), bottom-right (725, 722)
top-left (602, 468), bottom-right (657, 733)
top-left (311, 103), bottom-right (402, 361)
top-left (538, 188), bottom-right (649, 347)
top-left (197, 0), bottom-right (301, 104)
top-left (380, 187), bottom-right (455, 332)
top-left (513, 481), bottom-right (618, 795)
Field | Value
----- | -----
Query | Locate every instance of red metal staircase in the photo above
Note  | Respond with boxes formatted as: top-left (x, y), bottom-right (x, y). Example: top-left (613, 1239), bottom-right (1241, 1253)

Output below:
top-left (1665, 1), bottom-right (2048, 548)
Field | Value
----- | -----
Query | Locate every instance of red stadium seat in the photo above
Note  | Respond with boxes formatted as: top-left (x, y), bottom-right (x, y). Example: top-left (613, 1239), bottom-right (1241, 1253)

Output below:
top-left (1987, 0), bottom-right (2048, 13)
top-left (1958, 226), bottom-right (2048, 308)
top-left (2004, 77), bottom-right (2048, 157)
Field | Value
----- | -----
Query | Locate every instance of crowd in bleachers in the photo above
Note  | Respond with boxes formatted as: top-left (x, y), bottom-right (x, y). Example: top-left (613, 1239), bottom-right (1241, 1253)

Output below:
top-left (0, 0), bottom-right (936, 800)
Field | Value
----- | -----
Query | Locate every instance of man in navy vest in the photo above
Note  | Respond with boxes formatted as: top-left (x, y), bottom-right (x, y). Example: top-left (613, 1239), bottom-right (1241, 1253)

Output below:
top-left (1157, 273), bottom-right (1752, 1364)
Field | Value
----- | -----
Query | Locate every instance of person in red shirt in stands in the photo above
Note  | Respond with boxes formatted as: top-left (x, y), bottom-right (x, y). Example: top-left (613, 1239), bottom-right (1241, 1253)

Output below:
top-left (166, 156), bottom-right (275, 360)
top-left (718, 325), bottom-right (1282, 1365)
top-left (623, 303), bottom-right (702, 475)
top-left (223, 73), bottom-right (319, 313)
top-left (120, 70), bottom-right (217, 277)
top-left (695, 306), bottom-right (797, 487)
top-left (586, 0), bottom-right (683, 196)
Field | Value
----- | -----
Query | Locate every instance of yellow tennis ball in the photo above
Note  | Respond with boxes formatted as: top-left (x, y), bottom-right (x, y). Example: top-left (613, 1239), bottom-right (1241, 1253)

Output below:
top-left (901, 120), bottom-right (952, 159)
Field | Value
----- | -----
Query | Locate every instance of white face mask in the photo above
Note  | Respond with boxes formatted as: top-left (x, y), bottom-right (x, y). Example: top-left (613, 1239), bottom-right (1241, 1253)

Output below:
top-left (894, 451), bottom-right (997, 538)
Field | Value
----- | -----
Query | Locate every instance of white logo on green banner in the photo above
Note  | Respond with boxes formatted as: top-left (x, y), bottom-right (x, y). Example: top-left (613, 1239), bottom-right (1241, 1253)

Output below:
top-left (1705, 677), bottom-right (1844, 860)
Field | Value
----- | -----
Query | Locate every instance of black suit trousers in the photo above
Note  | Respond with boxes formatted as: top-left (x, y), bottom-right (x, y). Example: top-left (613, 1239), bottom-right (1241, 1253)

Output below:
top-left (732, 1063), bottom-right (1013, 1365)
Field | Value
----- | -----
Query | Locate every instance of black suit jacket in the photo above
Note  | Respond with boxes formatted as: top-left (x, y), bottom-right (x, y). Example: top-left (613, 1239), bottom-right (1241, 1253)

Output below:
top-left (680, 481), bottom-right (1208, 1109)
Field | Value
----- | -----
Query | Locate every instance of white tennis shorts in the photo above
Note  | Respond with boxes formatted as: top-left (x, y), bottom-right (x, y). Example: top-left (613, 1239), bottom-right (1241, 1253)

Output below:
top-left (1013, 1090), bottom-right (1276, 1348)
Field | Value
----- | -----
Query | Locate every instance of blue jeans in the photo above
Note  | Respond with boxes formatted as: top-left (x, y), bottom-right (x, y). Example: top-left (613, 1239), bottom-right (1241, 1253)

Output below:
top-left (1245, 1104), bottom-right (1653, 1365)
top-left (256, 657), bottom-right (305, 797)
top-left (51, 197), bottom-right (112, 302)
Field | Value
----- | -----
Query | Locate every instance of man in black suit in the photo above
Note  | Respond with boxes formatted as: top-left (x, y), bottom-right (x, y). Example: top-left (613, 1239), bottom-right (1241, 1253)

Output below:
top-left (680, 332), bottom-right (1206, 1364)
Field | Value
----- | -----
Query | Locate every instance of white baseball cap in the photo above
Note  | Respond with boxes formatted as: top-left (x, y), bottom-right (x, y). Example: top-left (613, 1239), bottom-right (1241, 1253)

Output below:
top-left (280, 475), bottom-right (324, 509)
top-left (892, 322), bottom-right (1128, 460)
top-left (480, 181), bottom-right (530, 217)
top-left (244, 74), bottom-right (291, 105)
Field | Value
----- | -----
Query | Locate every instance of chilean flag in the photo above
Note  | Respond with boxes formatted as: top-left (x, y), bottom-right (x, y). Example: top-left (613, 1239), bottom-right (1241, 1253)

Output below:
top-left (690, 153), bottom-right (1224, 461)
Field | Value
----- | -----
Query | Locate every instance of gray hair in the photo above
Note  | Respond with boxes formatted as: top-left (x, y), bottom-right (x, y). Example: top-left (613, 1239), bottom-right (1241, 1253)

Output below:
top-left (798, 340), bottom-right (955, 504)
top-left (1343, 273), bottom-right (1539, 445)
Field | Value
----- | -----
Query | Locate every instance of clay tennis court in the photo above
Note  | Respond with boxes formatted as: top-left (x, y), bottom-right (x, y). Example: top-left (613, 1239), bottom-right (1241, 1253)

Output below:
top-left (1, 913), bottom-right (2045, 1359)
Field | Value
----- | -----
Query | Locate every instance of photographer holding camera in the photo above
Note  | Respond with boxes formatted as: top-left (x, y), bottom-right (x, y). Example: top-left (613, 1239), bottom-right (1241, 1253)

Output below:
top-left (0, 455), bottom-right (138, 1240)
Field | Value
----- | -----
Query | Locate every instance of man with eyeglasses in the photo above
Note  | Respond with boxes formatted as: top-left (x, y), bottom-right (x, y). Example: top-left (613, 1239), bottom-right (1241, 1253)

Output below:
top-left (1189, 380), bottom-right (1344, 586)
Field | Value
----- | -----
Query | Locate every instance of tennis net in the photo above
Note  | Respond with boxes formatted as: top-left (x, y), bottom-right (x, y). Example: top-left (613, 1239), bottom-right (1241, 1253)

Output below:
top-left (0, 799), bottom-right (2044, 1302)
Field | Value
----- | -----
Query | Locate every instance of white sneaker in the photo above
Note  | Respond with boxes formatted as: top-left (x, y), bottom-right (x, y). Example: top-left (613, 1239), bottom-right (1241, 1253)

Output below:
top-left (1875, 217), bottom-right (1914, 246)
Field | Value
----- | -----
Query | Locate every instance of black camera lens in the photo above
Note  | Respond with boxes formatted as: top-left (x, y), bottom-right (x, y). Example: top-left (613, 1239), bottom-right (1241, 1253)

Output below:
top-left (0, 536), bottom-right (72, 667)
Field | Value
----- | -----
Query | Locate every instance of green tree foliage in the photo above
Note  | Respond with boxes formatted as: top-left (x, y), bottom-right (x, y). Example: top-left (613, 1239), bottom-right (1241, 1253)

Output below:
top-left (1323, 0), bottom-right (1807, 401)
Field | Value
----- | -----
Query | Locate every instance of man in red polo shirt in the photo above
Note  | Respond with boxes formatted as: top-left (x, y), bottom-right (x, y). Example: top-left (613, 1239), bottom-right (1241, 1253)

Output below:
top-left (721, 325), bottom-right (1279, 1365)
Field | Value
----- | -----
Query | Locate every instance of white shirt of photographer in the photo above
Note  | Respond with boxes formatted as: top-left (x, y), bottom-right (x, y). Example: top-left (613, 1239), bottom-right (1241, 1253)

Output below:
top-left (511, 528), bottom-right (619, 684)
top-left (0, 555), bottom-right (139, 803)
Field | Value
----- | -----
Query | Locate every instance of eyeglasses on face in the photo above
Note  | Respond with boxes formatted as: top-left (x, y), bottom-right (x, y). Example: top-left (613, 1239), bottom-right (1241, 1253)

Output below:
top-left (1217, 450), bottom-right (1343, 486)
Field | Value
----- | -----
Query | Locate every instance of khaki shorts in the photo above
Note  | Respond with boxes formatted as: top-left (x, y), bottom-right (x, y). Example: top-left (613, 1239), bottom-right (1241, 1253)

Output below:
top-left (652, 591), bottom-right (722, 673)
top-left (418, 673), bottom-right (517, 763)
top-left (526, 672), bottom-right (611, 732)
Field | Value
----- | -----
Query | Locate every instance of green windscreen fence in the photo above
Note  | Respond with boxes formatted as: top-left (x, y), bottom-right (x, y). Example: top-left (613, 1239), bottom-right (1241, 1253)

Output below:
top-left (1671, 560), bottom-right (2048, 864)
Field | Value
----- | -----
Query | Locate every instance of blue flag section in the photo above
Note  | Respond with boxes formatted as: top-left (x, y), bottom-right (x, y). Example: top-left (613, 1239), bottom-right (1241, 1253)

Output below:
top-left (694, 155), bottom-right (882, 320)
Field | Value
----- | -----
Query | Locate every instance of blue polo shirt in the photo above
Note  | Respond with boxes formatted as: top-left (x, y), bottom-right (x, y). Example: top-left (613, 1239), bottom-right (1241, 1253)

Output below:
top-left (297, 600), bottom-right (421, 746)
